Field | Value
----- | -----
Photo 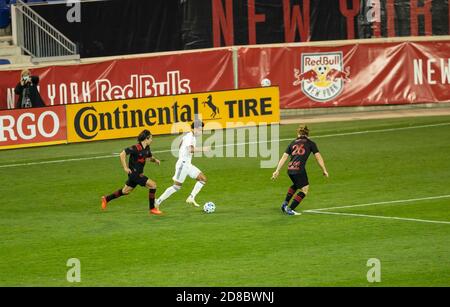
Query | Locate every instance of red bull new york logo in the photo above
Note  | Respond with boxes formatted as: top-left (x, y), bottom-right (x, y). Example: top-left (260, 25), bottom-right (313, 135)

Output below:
top-left (294, 52), bottom-right (350, 103)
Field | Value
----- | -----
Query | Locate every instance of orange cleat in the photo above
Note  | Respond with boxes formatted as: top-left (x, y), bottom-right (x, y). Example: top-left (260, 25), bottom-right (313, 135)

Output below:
top-left (150, 208), bottom-right (163, 215)
top-left (101, 196), bottom-right (108, 210)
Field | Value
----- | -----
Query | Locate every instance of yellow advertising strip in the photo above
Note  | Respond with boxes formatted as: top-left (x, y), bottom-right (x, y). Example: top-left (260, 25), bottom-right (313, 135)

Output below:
top-left (0, 140), bottom-right (67, 151)
top-left (66, 87), bottom-right (280, 143)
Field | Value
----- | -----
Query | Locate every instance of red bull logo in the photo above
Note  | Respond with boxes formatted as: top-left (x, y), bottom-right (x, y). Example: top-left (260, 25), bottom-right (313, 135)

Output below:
top-left (293, 52), bottom-right (351, 103)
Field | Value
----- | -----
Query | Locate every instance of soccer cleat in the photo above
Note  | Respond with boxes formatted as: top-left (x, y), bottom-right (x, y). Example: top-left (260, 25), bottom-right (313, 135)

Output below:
top-left (284, 207), bottom-right (294, 215)
top-left (284, 207), bottom-right (301, 216)
top-left (285, 207), bottom-right (301, 216)
top-left (150, 208), bottom-right (163, 215)
top-left (101, 196), bottom-right (108, 210)
top-left (186, 196), bottom-right (200, 207)
top-left (281, 202), bottom-right (288, 213)
top-left (291, 210), bottom-right (302, 216)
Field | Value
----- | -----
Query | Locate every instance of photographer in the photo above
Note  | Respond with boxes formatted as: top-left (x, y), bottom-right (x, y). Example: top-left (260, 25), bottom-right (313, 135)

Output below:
top-left (15, 69), bottom-right (46, 109)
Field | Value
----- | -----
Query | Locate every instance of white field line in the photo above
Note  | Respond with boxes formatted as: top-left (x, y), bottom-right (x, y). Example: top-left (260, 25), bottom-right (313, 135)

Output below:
top-left (0, 155), bottom-right (118, 168)
top-left (305, 194), bottom-right (450, 212)
top-left (304, 194), bottom-right (450, 225)
top-left (306, 210), bottom-right (450, 225)
top-left (0, 122), bottom-right (449, 169)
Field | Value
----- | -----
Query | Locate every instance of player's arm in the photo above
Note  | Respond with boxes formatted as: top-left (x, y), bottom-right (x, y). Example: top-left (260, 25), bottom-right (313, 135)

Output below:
top-left (190, 145), bottom-right (210, 153)
top-left (314, 152), bottom-right (329, 177)
top-left (271, 153), bottom-right (289, 180)
top-left (120, 150), bottom-right (132, 174)
top-left (147, 156), bottom-right (161, 165)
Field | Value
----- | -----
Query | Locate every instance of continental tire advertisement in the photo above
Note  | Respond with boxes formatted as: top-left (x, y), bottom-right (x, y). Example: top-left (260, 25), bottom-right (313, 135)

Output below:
top-left (66, 87), bottom-right (280, 143)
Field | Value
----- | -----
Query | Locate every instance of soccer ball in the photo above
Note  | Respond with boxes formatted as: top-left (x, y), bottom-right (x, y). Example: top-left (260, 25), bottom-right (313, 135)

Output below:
top-left (203, 202), bottom-right (216, 214)
top-left (260, 78), bottom-right (271, 87)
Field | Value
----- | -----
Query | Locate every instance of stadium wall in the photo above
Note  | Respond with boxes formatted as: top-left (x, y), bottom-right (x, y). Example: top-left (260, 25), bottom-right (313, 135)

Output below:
top-left (238, 37), bottom-right (450, 108)
top-left (1, 36), bottom-right (449, 110)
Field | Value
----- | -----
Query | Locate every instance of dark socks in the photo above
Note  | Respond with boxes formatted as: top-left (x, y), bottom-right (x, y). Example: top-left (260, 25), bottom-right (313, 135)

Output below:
top-left (285, 185), bottom-right (296, 203)
top-left (106, 189), bottom-right (124, 202)
top-left (149, 189), bottom-right (156, 210)
top-left (290, 192), bottom-right (306, 210)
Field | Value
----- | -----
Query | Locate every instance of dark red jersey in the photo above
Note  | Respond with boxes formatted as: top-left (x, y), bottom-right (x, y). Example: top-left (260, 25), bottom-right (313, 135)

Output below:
top-left (285, 137), bottom-right (319, 174)
top-left (124, 143), bottom-right (152, 174)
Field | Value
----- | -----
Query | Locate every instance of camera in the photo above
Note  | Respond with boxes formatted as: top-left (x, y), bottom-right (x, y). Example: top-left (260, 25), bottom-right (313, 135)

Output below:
top-left (22, 75), bottom-right (31, 83)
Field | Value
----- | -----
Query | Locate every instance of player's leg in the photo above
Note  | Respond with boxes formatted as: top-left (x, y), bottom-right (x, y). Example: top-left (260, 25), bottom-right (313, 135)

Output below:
top-left (282, 175), bottom-right (298, 212)
top-left (289, 185), bottom-right (308, 212)
top-left (145, 179), bottom-right (162, 215)
top-left (101, 185), bottom-right (134, 210)
top-left (286, 172), bottom-right (309, 215)
top-left (156, 161), bottom-right (186, 207)
top-left (186, 166), bottom-right (205, 207)
top-left (291, 185), bottom-right (308, 207)
top-left (281, 185), bottom-right (296, 212)
top-left (156, 181), bottom-right (182, 207)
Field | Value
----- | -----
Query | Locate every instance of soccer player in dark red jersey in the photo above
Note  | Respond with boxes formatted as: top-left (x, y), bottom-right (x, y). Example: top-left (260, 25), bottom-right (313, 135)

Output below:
top-left (101, 129), bottom-right (162, 215)
top-left (272, 124), bottom-right (329, 216)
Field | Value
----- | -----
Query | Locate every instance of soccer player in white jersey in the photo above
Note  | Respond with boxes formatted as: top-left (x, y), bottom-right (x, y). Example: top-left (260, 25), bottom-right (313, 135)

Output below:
top-left (156, 121), bottom-right (208, 208)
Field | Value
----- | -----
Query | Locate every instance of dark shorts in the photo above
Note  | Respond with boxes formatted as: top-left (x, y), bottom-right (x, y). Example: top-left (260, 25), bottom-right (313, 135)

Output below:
top-left (126, 172), bottom-right (149, 188)
top-left (288, 171), bottom-right (309, 189)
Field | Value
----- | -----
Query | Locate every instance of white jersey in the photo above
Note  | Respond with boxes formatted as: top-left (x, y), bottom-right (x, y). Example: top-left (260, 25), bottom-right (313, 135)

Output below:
top-left (178, 131), bottom-right (196, 164)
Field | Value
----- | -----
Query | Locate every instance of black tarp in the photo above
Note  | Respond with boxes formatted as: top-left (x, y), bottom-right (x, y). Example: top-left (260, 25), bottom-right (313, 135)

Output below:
top-left (33, 0), bottom-right (181, 57)
top-left (31, 0), bottom-right (450, 58)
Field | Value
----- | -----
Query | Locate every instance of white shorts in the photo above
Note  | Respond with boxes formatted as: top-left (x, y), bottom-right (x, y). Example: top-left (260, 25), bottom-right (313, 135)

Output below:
top-left (172, 160), bottom-right (202, 183)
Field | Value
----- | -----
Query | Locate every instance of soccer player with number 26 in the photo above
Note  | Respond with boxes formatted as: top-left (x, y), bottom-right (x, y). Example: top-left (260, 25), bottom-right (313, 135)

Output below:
top-left (272, 124), bottom-right (329, 216)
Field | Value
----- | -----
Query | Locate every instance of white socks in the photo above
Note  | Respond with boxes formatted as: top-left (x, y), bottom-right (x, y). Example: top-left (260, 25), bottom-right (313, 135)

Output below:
top-left (157, 185), bottom-right (180, 204)
top-left (157, 181), bottom-right (206, 205)
top-left (190, 181), bottom-right (206, 199)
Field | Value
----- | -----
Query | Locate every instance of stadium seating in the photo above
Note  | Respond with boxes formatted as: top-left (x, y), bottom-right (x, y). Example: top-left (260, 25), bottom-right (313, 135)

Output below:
top-left (0, 0), bottom-right (57, 30)
top-left (5, 1), bottom-right (56, 7)
top-left (0, 1), bottom-right (9, 29)
top-left (7, 1), bottom-right (61, 3)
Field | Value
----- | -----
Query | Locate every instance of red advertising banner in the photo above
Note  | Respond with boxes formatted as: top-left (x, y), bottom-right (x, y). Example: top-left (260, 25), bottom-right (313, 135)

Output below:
top-left (238, 41), bottom-right (450, 108)
top-left (0, 106), bottom-right (67, 150)
top-left (0, 49), bottom-right (235, 110)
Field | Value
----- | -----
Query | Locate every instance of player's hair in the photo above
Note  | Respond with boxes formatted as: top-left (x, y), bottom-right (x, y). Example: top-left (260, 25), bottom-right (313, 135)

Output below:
top-left (297, 124), bottom-right (309, 137)
top-left (137, 129), bottom-right (152, 142)
top-left (21, 69), bottom-right (30, 77)
top-left (191, 120), bottom-right (205, 130)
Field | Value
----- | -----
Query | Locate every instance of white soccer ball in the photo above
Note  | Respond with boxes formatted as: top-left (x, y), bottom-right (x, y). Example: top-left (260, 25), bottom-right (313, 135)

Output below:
top-left (260, 78), bottom-right (271, 87)
top-left (203, 202), bottom-right (216, 214)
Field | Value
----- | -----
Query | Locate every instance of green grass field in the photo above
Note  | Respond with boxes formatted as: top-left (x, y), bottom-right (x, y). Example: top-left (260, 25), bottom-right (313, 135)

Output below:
top-left (0, 115), bottom-right (449, 286)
